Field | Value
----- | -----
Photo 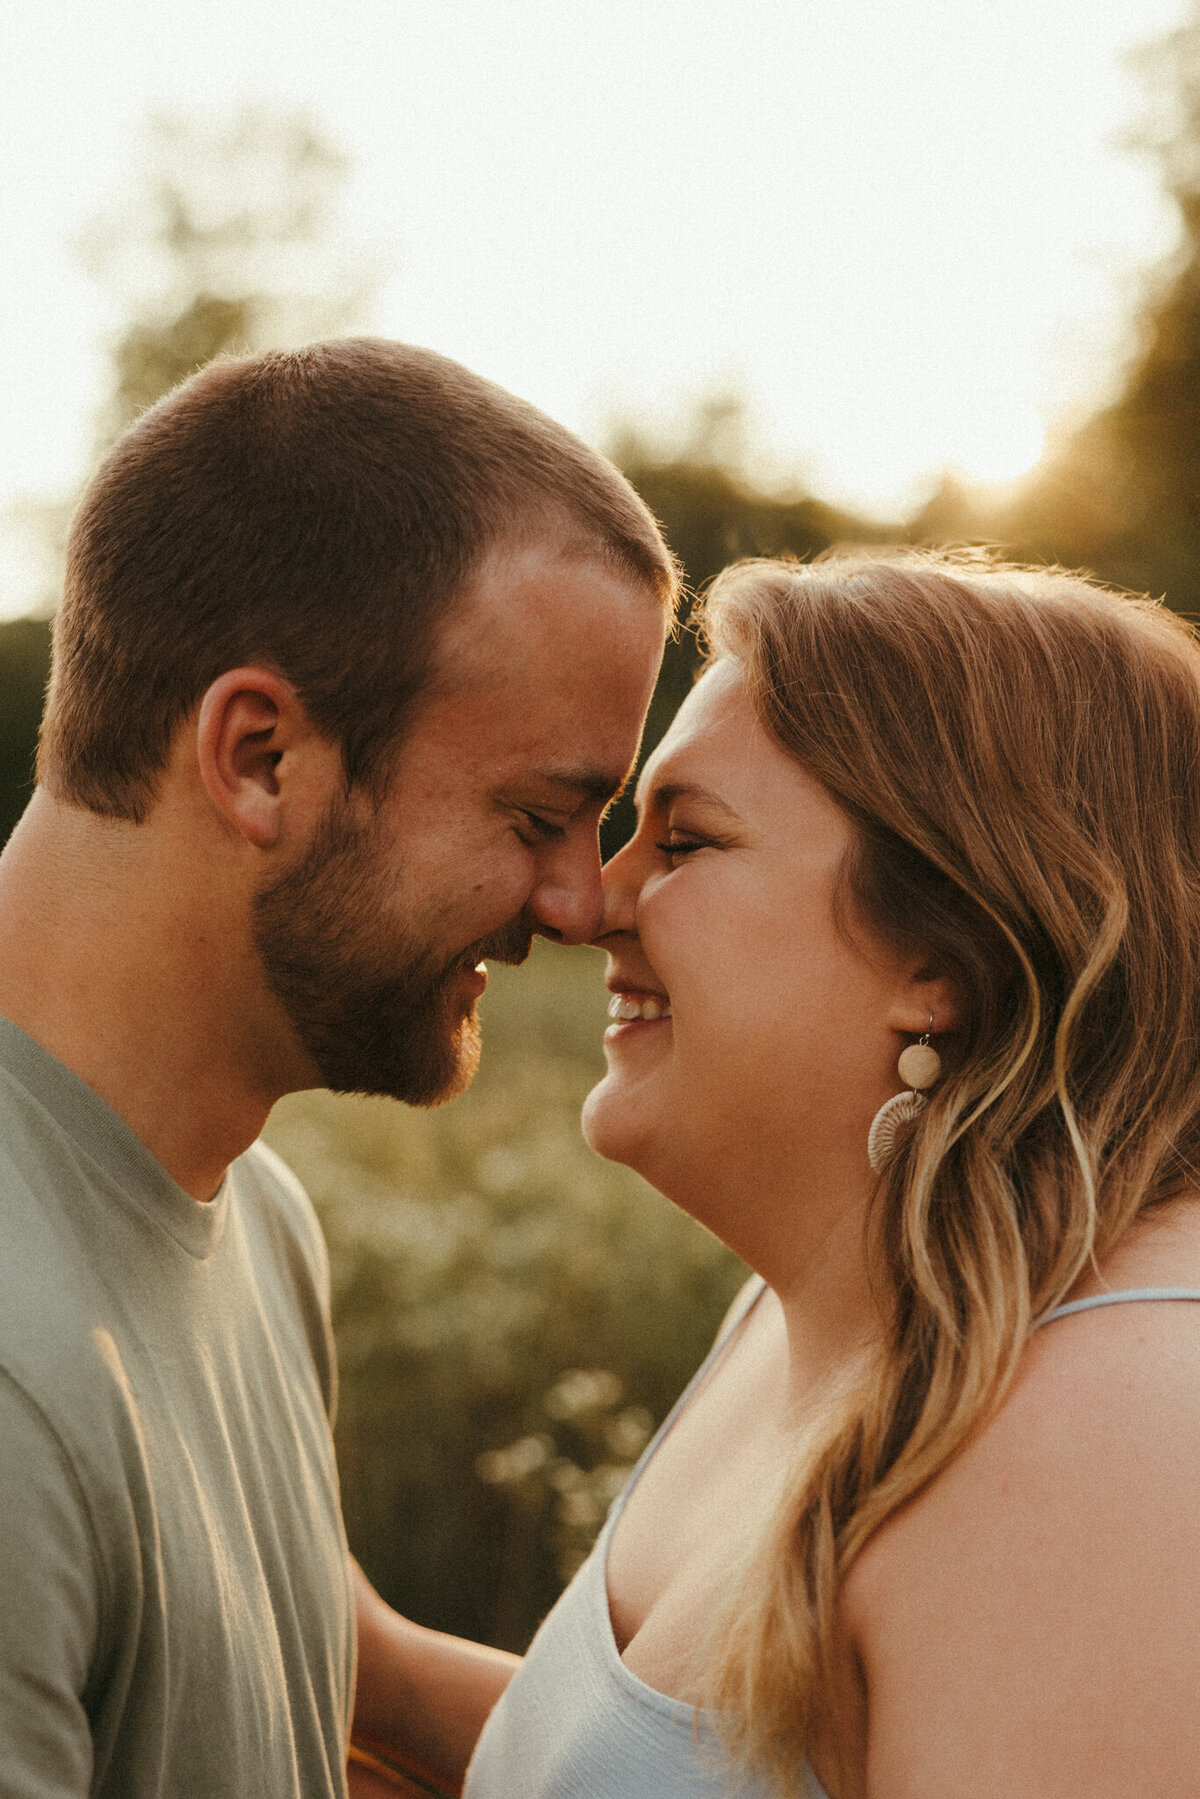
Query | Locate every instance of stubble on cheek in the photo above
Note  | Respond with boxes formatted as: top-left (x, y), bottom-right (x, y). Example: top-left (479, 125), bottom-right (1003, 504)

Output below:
top-left (251, 799), bottom-right (534, 1106)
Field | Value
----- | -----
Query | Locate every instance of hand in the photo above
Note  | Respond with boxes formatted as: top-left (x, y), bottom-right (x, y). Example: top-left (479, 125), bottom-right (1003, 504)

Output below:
top-left (350, 1561), bottom-right (518, 1796)
top-left (348, 1741), bottom-right (454, 1798)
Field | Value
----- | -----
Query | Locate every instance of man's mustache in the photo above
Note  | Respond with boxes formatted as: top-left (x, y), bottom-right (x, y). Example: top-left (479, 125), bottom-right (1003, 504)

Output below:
top-left (457, 918), bottom-right (534, 971)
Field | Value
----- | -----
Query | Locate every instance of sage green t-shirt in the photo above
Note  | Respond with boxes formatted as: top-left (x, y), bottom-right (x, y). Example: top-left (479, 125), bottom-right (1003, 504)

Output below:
top-left (0, 1017), bottom-right (355, 1798)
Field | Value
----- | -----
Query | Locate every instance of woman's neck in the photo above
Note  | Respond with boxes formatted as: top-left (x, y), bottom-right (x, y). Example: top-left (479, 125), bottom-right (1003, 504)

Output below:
top-left (663, 1155), bottom-right (884, 1409)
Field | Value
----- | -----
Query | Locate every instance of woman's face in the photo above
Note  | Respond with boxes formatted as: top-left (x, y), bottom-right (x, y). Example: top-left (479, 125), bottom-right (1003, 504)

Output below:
top-left (584, 658), bottom-right (933, 1261)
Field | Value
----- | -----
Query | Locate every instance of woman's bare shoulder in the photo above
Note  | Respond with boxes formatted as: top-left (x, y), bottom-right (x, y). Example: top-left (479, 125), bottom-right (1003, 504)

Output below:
top-left (842, 1289), bottom-right (1200, 1795)
top-left (858, 1285), bottom-right (1200, 1579)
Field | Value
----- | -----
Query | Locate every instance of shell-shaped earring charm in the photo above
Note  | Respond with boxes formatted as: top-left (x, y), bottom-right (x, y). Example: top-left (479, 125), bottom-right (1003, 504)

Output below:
top-left (867, 1088), bottom-right (927, 1172)
top-left (867, 1019), bottom-right (943, 1173)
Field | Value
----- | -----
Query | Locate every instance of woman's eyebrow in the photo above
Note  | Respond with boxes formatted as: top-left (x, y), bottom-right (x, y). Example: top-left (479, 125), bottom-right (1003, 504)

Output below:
top-left (637, 778), bottom-right (742, 823)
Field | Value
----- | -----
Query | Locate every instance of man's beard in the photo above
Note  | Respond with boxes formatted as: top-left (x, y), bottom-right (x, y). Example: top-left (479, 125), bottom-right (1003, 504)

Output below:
top-left (253, 794), bottom-right (532, 1105)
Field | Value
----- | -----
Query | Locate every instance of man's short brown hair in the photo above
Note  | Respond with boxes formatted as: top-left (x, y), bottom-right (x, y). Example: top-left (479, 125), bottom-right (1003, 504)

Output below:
top-left (39, 337), bottom-right (678, 820)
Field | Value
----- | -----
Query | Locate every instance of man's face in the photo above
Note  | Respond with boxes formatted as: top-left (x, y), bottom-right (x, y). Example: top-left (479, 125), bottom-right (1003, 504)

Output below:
top-left (253, 539), bottom-right (666, 1103)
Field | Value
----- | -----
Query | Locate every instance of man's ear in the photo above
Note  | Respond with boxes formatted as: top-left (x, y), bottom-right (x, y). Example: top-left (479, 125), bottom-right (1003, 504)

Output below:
top-left (195, 668), bottom-right (333, 850)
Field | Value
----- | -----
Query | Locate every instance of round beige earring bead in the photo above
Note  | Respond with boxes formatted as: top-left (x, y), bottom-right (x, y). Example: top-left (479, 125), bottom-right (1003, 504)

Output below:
top-left (897, 1041), bottom-right (941, 1089)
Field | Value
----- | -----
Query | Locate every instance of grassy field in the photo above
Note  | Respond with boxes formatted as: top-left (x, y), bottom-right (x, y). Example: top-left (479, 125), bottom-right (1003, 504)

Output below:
top-left (264, 939), bottom-right (746, 1649)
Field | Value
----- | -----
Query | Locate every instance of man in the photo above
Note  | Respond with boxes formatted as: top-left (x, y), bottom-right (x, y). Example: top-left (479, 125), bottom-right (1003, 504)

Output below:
top-left (0, 337), bottom-right (673, 1797)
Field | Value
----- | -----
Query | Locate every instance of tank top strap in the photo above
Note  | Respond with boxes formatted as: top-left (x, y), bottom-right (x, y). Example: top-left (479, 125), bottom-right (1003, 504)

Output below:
top-left (1036, 1287), bottom-right (1200, 1327)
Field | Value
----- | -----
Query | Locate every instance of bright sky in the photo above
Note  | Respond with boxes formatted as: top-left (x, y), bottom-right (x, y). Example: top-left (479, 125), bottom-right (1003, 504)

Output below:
top-left (0, 0), bottom-right (1190, 619)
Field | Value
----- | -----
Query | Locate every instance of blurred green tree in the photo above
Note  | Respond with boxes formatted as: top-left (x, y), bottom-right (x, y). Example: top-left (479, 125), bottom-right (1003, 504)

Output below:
top-left (0, 618), bottom-right (52, 844)
top-left (0, 106), bottom-right (371, 841)
top-left (913, 5), bottom-right (1200, 611)
top-left (80, 106), bottom-right (371, 447)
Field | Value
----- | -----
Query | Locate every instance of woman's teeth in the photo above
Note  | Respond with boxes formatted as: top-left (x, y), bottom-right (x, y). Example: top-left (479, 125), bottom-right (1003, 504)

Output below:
top-left (607, 993), bottom-right (672, 1022)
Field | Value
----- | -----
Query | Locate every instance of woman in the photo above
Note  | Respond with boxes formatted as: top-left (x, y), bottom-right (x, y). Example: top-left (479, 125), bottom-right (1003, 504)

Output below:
top-left (458, 551), bottom-right (1200, 1798)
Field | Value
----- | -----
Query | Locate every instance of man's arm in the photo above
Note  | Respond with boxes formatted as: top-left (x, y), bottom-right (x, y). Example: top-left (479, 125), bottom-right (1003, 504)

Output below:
top-left (0, 1372), bottom-right (100, 1798)
top-left (349, 1561), bottom-right (520, 1798)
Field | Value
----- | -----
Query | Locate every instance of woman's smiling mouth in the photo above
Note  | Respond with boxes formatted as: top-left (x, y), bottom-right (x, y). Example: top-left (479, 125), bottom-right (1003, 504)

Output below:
top-left (606, 990), bottom-right (673, 1024)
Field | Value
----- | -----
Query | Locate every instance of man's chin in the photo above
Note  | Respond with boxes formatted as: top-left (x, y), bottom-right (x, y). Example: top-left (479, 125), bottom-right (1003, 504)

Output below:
top-left (405, 1014), bottom-right (483, 1109)
top-left (303, 998), bottom-right (482, 1107)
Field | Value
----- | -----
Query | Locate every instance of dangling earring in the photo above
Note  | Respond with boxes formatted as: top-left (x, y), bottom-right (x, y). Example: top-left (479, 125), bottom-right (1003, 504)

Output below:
top-left (867, 1012), bottom-right (942, 1173)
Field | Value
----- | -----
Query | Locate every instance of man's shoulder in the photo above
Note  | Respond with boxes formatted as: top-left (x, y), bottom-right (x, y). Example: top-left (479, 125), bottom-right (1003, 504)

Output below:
top-left (0, 1073), bottom-right (102, 1355)
top-left (0, 1082), bottom-right (142, 1533)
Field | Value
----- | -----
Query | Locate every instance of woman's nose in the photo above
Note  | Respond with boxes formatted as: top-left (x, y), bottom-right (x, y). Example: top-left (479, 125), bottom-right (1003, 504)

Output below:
top-left (590, 837), bottom-right (641, 945)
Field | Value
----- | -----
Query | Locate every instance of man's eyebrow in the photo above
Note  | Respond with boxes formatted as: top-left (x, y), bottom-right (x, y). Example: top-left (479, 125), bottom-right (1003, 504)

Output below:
top-left (533, 766), bottom-right (629, 805)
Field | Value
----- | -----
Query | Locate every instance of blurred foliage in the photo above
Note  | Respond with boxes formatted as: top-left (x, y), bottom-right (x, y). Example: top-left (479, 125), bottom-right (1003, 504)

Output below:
top-left (0, 101), bottom-right (372, 825)
top-left (0, 619), bottom-right (51, 843)
top-left (5, 106), bottom-right (373, 623)
top-left (264, 943), bottom-right (745, 1649)
top-left (81, 106), bottom-right (373, 448)
top-left (911, 4), bottom-right (1200, 614)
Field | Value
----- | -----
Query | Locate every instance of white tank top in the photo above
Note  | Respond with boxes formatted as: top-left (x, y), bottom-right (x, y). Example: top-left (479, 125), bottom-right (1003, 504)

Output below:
top-left (465, 1283), bottom-right (1200, 1798)
top-left (464, 1279), bottom-right (830, 1798)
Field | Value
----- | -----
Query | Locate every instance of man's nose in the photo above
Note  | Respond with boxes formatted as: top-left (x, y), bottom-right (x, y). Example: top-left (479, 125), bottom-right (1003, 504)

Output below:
top-left (525, 835), bottom-right (605, 945)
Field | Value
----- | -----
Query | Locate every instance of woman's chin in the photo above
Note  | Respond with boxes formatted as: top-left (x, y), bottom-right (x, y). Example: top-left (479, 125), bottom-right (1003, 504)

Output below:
top-left (581, 1074), bottom-right (651, 1171)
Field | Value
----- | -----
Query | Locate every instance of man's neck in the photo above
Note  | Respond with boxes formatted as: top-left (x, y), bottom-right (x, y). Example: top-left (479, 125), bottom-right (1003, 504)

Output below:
top-left (0, 789), bottom-right (301, 1201)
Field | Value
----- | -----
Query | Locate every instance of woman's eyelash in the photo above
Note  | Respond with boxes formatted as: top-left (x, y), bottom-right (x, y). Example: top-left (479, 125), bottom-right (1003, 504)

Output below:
top-left (654, 837), bottom-right (707, 860)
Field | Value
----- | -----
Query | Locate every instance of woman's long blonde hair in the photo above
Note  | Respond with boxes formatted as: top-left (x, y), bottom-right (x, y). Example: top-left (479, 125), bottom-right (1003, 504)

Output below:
top-left (698, 550), bottom-right (1200, 1789)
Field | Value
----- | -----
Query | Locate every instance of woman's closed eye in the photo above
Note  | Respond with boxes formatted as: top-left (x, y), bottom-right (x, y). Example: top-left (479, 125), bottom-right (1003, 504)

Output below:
top-left (654, 835), bottom-right (711, 865)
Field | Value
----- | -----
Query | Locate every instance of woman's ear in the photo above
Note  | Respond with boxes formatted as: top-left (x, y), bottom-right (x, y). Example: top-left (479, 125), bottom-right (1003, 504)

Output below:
top-left (195, 668), bottom-right (332, 850)
top-left (888, 967), bottom-right (963, 1039)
